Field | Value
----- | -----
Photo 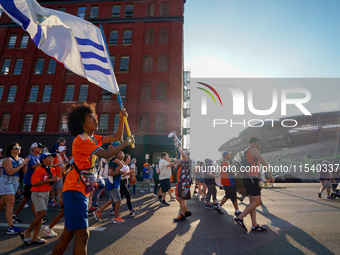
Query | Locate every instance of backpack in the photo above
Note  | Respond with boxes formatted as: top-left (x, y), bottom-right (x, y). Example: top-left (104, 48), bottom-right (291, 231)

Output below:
top-left (233, 147), bottom-right (257, 168)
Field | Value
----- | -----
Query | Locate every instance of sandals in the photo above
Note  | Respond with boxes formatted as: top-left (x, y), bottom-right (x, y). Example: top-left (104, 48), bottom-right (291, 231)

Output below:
top-left (20, 232), bottom-right (32, 245)
top-left (31, 238), bottom-right (47, 245)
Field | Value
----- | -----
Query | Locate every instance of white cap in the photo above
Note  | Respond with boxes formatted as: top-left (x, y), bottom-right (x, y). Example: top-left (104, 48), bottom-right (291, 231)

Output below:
top-left (58, 146), bottom-right (66, 152)
top-left (31, 142), bottom-right (44, 148)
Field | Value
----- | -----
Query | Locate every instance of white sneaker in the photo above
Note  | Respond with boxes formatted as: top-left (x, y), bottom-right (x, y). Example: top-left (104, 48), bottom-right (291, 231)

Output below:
top-left (170, 197), bottom-right (176, 201)
top-left (140, 189), bottom-right (145, 193)
top-left (44, 227), bottom-right (57, 237)
top-left (152, 194), bottom-right (157, 198)
top-left (24, 203), bottom-right (30, 208)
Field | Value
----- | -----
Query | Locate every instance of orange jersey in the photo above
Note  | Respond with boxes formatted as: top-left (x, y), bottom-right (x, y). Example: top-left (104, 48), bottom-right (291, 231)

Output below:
top-left (31, 166), bottom-right (56, 192)
top-left (62, 134), bottom-right (103, 197)
top-left (53, 155), bottom-right (67, 178)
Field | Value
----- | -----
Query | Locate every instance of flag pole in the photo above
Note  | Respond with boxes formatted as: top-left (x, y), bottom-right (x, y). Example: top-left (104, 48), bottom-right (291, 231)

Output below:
top-left (99, 25), bottom-right (135, 148)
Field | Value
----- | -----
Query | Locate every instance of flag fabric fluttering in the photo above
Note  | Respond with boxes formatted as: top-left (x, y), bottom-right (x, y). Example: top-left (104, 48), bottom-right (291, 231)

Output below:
top-left (0, 0), bottom-right (119, 94)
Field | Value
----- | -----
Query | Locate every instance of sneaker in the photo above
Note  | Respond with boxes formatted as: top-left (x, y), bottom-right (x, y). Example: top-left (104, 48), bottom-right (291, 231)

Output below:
top-left (234, 217), bottom-right (247, 232)
top-left (327, 196), bottom-right (334, 199)
top-left (109, 208), bottom-right (115, 215)
top-left (130, 209), bottom-right (137, 217)
top-left (185, 211), bottom-right (192, 217)
top-left (24, 203), bottom-right (30, 208)
top-left (113, 217), bottom-right (125, 224)
top-left (152, 194), bottom-right (157, 198)
top-left (234, 211), bottom-right (242, 217)
top-left (93, 210), bottom-right (102, 221)
top-left (212, 203), bottom-right (219, 208)
top-left (203, 199), bottom-right (207, 203)
top-left (174, 214), bottom-right (186, 222)
top-left (214, 205), bottom-right (224, 214)
top-left (170, 197), bottom-right (176, 201)
top-left (51, 200), bottom-right (59, 207)
top-left (205, 204), bottom-right (214, 209)
top-left (149, 189), bottom-right (153, 192)
top-left (197, 194), bottom-right (201, 200)
top-left (133, 193), bottom-right (138, 195)
top-left (251, 225), bottom-right (267, 232)
top-left (140, 189), bottom-right (145, 193)
top-left (194, 191), bottom-right (198, 195)
top-left (161, 201), bottom-right (170, 206)
top-left (12, 215), bottom-right (22, 224)
top-left (44, 227), bottom-right (57, 237)
top-left (42, 218), bottom-right (49, 224)
top-left (318, 192), bottom-right (321, 198)
top-left (6, 225), bottom-right (21, 235)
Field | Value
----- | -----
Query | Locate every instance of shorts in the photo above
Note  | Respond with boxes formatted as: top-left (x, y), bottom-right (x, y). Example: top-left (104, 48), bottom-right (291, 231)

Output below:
top-left (176, 183), bottom-right (191, 200)
top-left (23, 184), bottom-right (33, 199)
top-left (63, 190), bottom-right (89, 231)
top-left (159, 178), bottom-right (171, 193)
top-left (242, 176), bottom-right (261, 196)
top-left (109, 188), bottom-right (121, 203)
top-left (52, 178), bottom-right (63, 190)
top-left (142, 178), bottom-right (150, 185)
top-left (321, 180), bottom-right (332, 189)
top-left (0, 175), bottom-right (19, 195)
top-left (31, 191), bottom-right (49, 212)
top-left (223, 185), bottom-right (237, 202)
top-left (129, 175), bottom-right (137, 185)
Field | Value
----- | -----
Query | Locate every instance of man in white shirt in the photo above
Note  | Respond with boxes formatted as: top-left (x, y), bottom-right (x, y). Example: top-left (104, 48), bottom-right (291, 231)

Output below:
top-left (158, 152), bottom-right (176, 206)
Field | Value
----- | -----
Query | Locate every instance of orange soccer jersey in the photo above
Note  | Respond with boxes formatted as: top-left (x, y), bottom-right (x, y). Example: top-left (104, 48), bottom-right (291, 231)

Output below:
top-left (31, 166), bottom-right (56, 192)
top-left (53, 155), bottom-right (67, 178)
top-left (62, 134), bottom-right (103, 197)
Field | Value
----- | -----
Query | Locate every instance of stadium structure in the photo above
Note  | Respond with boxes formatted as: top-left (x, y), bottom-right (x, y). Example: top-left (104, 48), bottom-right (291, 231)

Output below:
top-left (219, 111), bottom-right (340, 181)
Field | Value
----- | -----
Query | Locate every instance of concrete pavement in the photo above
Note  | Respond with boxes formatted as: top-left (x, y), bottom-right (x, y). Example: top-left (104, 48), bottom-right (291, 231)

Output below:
top-left (0, 183), bottom-right (339, 255)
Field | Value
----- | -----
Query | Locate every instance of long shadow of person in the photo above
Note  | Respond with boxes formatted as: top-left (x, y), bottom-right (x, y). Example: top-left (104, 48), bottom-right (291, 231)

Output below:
top-left (248, 201), bottom-right (335, 254)
top-left (143, 219), bottom-right (191, 255)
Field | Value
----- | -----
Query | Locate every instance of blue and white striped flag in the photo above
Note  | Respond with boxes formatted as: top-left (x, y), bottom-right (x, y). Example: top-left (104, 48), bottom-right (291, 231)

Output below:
top-left (0, 0), bottom-right (119, 94)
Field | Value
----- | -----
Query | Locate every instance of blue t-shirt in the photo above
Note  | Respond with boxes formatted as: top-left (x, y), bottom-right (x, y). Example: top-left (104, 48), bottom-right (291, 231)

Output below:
top-left (24, 154), bottom-right (40, 185)
top-left (143, 167), bottom-right (149, 179)
top-left (1, 157), bottom-right (24, 177)
top-left (106, 161), bottom-right (121, 190)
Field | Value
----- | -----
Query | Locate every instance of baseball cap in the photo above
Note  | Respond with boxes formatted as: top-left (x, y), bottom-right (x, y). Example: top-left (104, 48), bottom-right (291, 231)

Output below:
top-left (31, 142), bottom-right (44, 148)
top-left (58, 146), bottom-right (66, 152)
top-left (143, 163), bottom-right (150, 167)
top-left (39, 153), bottom-right (52, 161)
top-left (222, 151), bottom-right (230, 158)
top-left (249, 137), bottom-right (262, 144)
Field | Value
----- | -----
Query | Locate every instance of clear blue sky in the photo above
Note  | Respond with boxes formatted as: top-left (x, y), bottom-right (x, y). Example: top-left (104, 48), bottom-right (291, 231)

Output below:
top-left (184, 0), bottom-right (340, 78)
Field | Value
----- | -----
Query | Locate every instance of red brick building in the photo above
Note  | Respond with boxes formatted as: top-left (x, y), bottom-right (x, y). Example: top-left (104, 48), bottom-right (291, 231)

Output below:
top-left (0, 0), bottom-right (185, 169)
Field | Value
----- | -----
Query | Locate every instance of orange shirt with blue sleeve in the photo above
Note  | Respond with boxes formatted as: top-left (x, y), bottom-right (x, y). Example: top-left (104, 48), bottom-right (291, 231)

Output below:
top-left (62, 134), bottom-right (103, 197)
top-left (31, 166), bottom-right (56, 192)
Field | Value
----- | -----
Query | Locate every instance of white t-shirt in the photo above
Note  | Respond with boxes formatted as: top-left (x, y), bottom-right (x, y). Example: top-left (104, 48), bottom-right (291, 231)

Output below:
top-left (159, 158), bottom-right (172, 180)
top-left (120, 165), bottom-right (130, 180)
top-left (99, 158), bottom-right (109, 178)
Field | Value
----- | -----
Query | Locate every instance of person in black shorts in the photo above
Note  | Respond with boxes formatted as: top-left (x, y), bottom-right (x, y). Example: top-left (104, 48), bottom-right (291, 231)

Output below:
top-left (234, 137), bottom-right (273, 233)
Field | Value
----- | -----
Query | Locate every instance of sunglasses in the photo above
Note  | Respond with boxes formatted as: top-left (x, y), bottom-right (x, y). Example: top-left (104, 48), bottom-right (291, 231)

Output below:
top-left (13, 147), bottom-right (21, 150)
